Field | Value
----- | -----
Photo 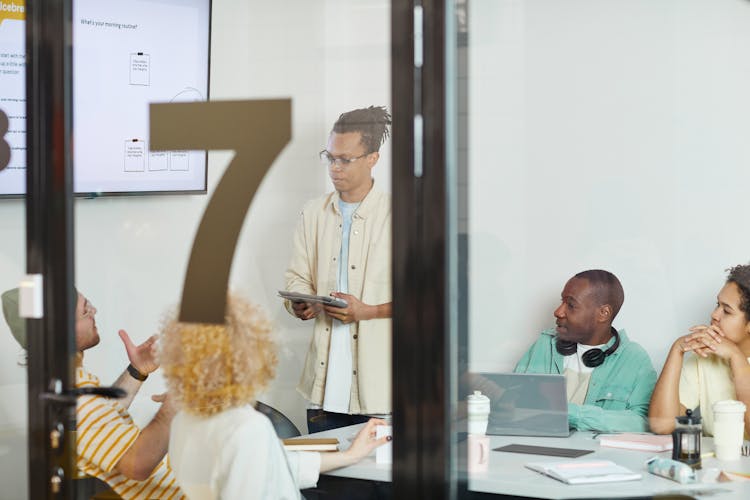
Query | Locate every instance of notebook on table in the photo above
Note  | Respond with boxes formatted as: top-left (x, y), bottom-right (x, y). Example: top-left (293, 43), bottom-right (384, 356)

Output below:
top-left (282, 438), bottom-right (339, 451)
top-left (598, 433), bottom-right (672, 452)
top-left (471, 372), bottom-right (570, 437)
top-left (525, 460), bottom-right (641, 484)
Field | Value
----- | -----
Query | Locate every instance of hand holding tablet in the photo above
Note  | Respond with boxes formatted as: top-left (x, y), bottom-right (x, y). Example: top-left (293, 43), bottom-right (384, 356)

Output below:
top-left (278, 290), bottom-right (348, 309)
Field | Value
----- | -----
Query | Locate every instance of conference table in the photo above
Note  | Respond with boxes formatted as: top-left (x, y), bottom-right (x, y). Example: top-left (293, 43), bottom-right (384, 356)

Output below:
top-left (312, 424), bottom-right (750, 499)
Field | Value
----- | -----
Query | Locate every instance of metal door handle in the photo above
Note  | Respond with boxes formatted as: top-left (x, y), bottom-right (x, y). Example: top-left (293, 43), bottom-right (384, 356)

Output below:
top-left (40, 378), bottom-right (126, 405)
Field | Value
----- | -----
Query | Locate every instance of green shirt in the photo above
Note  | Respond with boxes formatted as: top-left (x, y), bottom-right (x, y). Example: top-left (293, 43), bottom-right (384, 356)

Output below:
top-left (514, 328), bottom-right (656, 432)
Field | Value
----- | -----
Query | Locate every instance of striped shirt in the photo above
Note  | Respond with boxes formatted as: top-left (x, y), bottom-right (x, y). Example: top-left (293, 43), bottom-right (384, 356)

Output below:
top-left (76, 365), bottom-right (184, 499)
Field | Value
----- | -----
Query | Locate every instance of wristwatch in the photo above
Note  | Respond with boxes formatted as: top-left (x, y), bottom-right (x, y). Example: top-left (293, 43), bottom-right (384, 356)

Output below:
top-left (127, 363), bottom-right (148, 382)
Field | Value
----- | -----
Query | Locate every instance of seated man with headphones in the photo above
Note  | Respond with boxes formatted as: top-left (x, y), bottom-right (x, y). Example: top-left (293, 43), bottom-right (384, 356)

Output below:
top-left (514, 269), bottom-right (656, 432)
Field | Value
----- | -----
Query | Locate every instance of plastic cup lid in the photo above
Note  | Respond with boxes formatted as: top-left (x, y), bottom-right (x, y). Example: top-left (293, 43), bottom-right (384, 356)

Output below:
top-left (468, 390), bottom-right (489, 402)
top-left (712, 399), bottom-right (747, 413)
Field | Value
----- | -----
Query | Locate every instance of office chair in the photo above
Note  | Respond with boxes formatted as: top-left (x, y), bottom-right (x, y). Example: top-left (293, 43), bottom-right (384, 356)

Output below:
top-left (255, 401), bottom-right (302, 439)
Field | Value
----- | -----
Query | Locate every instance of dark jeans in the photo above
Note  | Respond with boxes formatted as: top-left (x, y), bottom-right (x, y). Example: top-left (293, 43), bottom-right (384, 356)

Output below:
top-left (307, 409), bottom-right (371, 434)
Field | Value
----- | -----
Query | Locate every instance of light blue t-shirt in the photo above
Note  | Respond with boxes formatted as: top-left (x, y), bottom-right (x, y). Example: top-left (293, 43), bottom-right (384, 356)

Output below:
top-left (336, 200), bottom-right (359, 293)
top-left (322, 200), bottom-right (361, 413)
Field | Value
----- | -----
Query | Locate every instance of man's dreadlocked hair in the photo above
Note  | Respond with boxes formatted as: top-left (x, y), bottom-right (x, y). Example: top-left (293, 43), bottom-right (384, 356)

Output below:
top-left (726, 264), bottom-right (750, 322)
top-left (332, 106), bottom-right (392, 154)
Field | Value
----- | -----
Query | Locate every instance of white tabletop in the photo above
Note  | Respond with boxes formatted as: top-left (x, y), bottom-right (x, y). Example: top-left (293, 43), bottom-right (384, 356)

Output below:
top-left (466, 433), bottom-right (750, 499)
top-left (309, 423), bottom-right (392, 483)
top-left (311, 424), bottom-right (750, 499)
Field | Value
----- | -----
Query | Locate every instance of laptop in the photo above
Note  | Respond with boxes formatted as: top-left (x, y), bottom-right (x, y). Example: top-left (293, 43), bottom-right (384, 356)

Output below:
top-left (471, 372), bottom-right (570, 437)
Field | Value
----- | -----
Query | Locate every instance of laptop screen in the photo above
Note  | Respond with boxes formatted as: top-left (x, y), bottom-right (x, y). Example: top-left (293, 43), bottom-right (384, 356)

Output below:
top-left (470, 372), bottom-right (570, 437)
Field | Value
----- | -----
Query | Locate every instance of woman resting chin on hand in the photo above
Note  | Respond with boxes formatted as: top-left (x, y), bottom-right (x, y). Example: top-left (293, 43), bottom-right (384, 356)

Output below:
top-left (648, 265), bottom-right (750, 437)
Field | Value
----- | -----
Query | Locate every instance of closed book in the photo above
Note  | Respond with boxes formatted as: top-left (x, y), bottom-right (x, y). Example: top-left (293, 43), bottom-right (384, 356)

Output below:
top-left (525, 460), bottom-right (642, 484)
top-left (599, 433), bottom-right (672, 452)
top-left (282, 438), bottom-right (339, 451)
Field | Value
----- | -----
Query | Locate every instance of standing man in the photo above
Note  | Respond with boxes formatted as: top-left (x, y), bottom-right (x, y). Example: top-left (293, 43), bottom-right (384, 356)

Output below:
top-left (285, 106), bottom-right (392, 433)
top-left (514, 270), bottom-right (656, 432)
top-left (2, 288), bottom-right (184, 499)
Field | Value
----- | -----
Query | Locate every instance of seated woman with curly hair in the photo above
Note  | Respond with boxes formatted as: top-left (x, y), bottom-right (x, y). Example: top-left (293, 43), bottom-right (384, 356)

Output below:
top-left (649, 264), bottom-right (750, 436)
top-left (160, 295), bottom-right (389, 499)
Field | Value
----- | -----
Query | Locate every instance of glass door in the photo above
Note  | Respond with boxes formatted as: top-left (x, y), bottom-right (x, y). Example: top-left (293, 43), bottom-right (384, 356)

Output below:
top-left (0, 2), bottom-right (30, 499)
top-left (18, 0), bottom-right (396, 498)
top-left (0, 4), bottom-right (30, 491)
top-left (11, 0), bottom-right (399, 498)
top-left (449, 1), bottom-right (750, 498)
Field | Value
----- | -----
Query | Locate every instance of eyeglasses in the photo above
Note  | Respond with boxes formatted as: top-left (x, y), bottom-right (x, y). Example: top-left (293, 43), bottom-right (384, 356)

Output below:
top-left (319, 150), bottom-right (370, 167)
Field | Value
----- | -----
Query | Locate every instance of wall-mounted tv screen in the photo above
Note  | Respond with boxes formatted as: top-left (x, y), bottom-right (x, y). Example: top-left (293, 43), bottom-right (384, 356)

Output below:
top-left (0, 0), bottom-right (210, 197)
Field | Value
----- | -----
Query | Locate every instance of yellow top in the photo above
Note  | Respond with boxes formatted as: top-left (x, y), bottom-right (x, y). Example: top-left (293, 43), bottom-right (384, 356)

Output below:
top-left (679, 353), bottom-right (750, 437)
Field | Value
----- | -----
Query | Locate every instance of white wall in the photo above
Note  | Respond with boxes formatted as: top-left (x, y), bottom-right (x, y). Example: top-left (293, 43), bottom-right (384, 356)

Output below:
top-left (323, 0), bottom-right (392, 192)
top-left (0, 0), bottom-right (391, 456)
top-left (469, 0), bottom-right (750, 372)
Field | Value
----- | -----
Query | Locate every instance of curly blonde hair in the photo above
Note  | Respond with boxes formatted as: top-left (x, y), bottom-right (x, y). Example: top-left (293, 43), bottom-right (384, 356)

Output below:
top-left (160, 294), bottom-right (277, 416)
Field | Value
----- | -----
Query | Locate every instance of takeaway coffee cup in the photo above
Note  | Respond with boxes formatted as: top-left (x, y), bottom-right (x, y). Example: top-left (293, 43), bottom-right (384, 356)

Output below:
top-left (467, 390), bottom-right (490, 435)
top-left (712, 399), bottom-right (746, 461)
top-left (467, 434), bottom-right (490, 473)
top-left (375, 425), bottom-right (393, 464)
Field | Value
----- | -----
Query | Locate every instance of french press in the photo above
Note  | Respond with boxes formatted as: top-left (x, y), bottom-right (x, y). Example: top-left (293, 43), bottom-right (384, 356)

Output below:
top-left (672, 409), bottom-right (702, 469)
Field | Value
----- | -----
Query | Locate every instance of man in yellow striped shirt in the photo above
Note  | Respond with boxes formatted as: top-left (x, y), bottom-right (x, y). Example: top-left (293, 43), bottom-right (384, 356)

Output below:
top-left (2, 288), bottom-right (184, 499)
top-left (73, 292), bottom-right (184, 499)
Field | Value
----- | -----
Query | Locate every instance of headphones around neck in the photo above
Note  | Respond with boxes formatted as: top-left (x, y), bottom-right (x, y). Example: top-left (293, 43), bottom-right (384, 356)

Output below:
top-left (555, 327), bottom-right (620, 368)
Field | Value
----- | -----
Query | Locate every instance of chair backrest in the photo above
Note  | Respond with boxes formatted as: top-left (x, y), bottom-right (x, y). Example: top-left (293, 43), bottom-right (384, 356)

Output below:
top-left (254, 401), bottom-right (301, 439)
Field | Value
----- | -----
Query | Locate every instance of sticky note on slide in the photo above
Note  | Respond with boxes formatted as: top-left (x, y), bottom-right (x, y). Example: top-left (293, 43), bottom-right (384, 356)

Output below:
top-left (148, 151), bottom-right (168, 171)
top-left (130, 52), bottom-right (150, 86)
top-left (376, 425), bottom-right (392, 464)
top-left (124, 139), bottom-right (145, 172)
top-left (169, 151), bottom-right (189, 171)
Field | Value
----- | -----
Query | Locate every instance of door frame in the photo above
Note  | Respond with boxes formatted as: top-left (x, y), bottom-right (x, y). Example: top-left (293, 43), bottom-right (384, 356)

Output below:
top-left (391, 1), bottom-right (459, 498)
top-left (25, 1), bottom-right (78, 498)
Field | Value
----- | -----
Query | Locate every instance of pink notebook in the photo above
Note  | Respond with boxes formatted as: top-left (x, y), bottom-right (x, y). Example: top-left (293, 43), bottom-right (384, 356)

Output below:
top-left (598, 433), bottom-right (672, 452)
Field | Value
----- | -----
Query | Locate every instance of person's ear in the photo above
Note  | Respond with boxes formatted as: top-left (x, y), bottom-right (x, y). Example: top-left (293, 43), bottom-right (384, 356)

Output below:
top-left (597, 304), bottom-right (612, 323)
top-left (367, 151), bottom-right (379, 168)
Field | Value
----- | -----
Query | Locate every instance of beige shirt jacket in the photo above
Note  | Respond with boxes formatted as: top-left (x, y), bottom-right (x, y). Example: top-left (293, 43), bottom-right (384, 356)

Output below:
top-left (285, 185), bottom-right (392, 415)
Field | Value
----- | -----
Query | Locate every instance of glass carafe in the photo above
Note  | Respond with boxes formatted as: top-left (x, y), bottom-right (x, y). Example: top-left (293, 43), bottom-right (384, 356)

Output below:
top-left (672, 409), bottom-right (702, 469)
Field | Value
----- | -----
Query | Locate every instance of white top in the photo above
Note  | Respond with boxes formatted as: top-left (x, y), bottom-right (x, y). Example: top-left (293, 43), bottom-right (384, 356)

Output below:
top-left (169, 405), bottom-right (321, 499)
top-left (562, 343), bottom-right (604, 404)
top-left (323, 200), bottom-right (360, 413)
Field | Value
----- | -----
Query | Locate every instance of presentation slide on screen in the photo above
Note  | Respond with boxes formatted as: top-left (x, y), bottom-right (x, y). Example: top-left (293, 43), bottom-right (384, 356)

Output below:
top-left (0, 1), bottom-right (26, 195)
top-left (0, 0), bottom-right (209, 196)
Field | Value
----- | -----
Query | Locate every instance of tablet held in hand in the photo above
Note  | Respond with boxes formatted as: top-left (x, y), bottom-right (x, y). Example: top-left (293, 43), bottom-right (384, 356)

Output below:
top-left (278, 291), bottom-right (348, 308)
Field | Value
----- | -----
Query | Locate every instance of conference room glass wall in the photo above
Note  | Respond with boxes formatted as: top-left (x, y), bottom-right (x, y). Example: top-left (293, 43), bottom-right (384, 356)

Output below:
top-left (0, 133), bottom-right (28, 497)
top-left (448, 0), bottom-right (750, 497)
top-left (72, 0), bottom-right (393, 498)
top-left (12, 0), bottom-right (750, 498)
top-left (8, 0), bottom-right (394, 498)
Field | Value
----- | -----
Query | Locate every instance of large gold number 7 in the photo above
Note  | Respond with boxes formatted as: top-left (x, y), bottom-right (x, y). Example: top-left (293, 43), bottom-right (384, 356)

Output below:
top-left (150, 99), bottom-right (291, 324)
